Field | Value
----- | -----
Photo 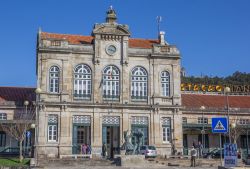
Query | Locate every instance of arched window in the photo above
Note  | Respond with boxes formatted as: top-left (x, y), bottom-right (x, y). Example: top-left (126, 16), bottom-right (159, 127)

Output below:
top-left (74, 64), bottom-right (92, 100)
top-left (102, 65), bottom-right (120, 100)
top-left (161, 71), bottom-right (170, 97)
top-left (49, 66), bottom-right (60, 93)
top-left (131, 66), bottom-right (148, 101)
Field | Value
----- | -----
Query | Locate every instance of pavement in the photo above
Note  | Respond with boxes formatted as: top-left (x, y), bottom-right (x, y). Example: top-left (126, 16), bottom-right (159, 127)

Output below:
top-left (36, 157), bottom-right (222, 169)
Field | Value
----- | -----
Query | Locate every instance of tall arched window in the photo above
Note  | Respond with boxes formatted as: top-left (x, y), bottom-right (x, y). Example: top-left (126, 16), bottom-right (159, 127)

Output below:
top-left (161, 71), bottom-right (170, 96)
top-left (131, 66), bottom-right (148, 101)
top-left (49, 66), bottom-right (60, 93)
top-left (74, 64), bottom-right (92, 100)
top-left (102, 65), bottom-right (120, 100)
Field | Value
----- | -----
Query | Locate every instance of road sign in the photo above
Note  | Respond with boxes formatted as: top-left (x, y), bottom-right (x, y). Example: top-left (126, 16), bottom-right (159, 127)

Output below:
top-left (212, 117), bottom-right (228, 133)
top-left (224, 143), bottom-right (238, 167)
top-left (26, 131), bottom-right (31, 138)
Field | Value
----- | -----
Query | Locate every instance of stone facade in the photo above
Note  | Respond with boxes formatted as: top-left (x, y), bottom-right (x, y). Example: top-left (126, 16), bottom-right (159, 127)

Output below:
top-left (36, 8), bottom-right (182, 159)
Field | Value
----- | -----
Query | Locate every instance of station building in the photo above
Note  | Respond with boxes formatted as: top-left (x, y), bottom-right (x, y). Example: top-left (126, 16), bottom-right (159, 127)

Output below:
top-left (35, 8), bottom-right (182, 158)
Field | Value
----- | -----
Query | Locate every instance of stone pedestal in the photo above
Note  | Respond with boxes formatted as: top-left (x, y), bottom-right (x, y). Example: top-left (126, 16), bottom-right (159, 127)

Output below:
top-left (115, 154), bottom-right (146, 167)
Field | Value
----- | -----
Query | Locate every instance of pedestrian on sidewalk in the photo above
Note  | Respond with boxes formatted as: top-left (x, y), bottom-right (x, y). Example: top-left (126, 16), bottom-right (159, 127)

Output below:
top-left (198, 141), bottom-right (203, 158)
top-left (82, 144), bottom-right (87, 154)
top-left (190, 146), bottom-right (197, 167)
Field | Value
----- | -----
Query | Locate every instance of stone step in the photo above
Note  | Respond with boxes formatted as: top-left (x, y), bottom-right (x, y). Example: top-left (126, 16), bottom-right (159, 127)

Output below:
top-left (38, 158), bottom-right (116, 167)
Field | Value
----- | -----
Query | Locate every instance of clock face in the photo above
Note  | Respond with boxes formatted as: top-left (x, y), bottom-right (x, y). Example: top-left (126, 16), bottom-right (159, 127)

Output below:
top-left (106, 45), bottom-right (116, 55)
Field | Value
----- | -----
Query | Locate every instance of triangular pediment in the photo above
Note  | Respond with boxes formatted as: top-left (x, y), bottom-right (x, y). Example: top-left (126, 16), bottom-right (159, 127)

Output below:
top-left (92, 23), bottom-right (130, 36)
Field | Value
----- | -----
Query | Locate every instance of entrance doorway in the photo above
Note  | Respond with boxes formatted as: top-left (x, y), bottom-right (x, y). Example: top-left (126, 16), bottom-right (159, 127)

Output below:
top-left (72, 125), bottom-right (91, 154)
top-left (72, 115), bottom-right (91, 154)
top-left (102, 116), bottom-right (120, 158)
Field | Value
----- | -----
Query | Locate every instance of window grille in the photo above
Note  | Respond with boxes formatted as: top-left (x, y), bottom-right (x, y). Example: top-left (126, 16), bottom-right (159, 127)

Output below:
top-left (102, 116), bottom-right (120, 125)
top-left (73, 115), bottom-right (91, 124)
top-left (131, 116), bottom-right (148, 125)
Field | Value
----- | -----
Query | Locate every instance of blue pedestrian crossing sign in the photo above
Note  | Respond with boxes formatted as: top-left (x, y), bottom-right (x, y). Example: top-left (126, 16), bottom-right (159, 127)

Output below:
top-left (212, 117), bottom-right (228, 133)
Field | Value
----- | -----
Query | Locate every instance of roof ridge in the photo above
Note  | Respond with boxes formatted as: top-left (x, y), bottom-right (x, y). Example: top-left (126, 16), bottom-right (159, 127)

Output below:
top-left (130, 37), bottom-right (158, 41)
top-left (41, 31), bottom-right (93, 38)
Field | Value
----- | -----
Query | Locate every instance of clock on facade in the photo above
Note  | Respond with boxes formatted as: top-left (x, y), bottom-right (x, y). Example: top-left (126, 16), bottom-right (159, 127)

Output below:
top-left (106, 45), bottom-right (117, 55)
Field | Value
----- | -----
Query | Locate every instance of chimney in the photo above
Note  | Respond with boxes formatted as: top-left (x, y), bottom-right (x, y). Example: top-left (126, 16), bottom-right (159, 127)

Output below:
top-left (159, 31), bottom-right (165, 45)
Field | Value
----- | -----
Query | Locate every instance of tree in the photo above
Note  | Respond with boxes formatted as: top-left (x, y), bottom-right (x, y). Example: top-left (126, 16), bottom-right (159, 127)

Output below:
top-left (0, 102), bottom-right (35, 162)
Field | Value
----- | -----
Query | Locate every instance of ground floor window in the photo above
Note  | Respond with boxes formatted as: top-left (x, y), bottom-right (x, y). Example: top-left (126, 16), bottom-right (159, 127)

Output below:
top-left (48, 115), bottom-right (58, 142)
top-left (162, 126), bottom-right (171, 143)
top-left (162, 117), bottom-right (171, 143)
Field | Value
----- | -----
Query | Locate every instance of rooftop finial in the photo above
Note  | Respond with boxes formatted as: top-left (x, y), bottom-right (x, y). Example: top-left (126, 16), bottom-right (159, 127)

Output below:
top-left (106, 6), bottom-right (117, 24)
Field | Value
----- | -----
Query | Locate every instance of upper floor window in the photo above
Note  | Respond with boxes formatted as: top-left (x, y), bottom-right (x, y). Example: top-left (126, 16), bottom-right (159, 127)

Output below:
top-left (161, 71), bottom-right (170, 97)
top-left (51, 41), bottom-right (61, 46)
top-left (0, 113), bottom-right (7, 120)
top-left (49, 66), bottom-right (60, 93)
top-left (238, 119), bottom-right (249, 125)
top-left (182, 117), bottom-right (187, 124)
top-left (74, 64), bottom-right (92, 100)
top-left (102, 65), bottom-right (120, 100)
top-left (131, 66), bottom-right (148, 101)
top-left (198, 117), bottom-right (208, 124)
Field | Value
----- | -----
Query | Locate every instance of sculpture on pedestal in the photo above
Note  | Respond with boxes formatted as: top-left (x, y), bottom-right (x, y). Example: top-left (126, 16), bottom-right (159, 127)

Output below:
top-left (121, 129), bottom-right (144, 155)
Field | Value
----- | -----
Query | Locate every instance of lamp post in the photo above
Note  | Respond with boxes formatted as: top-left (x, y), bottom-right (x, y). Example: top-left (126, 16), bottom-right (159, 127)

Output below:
top-left (34, 88), bottom-right (42, 165)
top-left (231, 122), bottom-right (236, 143)
top-left (200, 106), bottom-right (206, 148)
top-left (24, 100), bottom-right (29, 157)
top-left (224, 87), bottom-right (231, 143)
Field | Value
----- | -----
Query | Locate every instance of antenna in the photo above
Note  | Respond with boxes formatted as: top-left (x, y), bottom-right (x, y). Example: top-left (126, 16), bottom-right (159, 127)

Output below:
top-left (156, 16), bottom-right (162, 36)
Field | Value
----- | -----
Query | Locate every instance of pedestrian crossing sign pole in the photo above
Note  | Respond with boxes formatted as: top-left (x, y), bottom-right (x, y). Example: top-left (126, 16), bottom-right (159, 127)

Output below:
top-left (212, 117), bottom-right (228, 167)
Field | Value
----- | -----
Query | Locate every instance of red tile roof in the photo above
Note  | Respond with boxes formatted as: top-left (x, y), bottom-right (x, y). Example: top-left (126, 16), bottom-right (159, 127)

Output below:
top-left (41, 32), bottom-right (93, 45)
top-left (40, 32), bottom-right (159, 49)
top-left (129, 38), bottom-right (159, 49)
top-left (182, 93), bottom-right (250, 109)
top-left (0, 87), bottom-right (36, 103)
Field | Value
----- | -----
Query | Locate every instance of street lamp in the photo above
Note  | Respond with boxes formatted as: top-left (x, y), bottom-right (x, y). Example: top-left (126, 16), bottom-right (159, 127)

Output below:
top-left (200, 106), bottom-right (206, 148)
top-left (231, 122), bottom-right (236, 144)
top-left (24, 100), bottom-right (29, 157)
top-left (34, 87), bottom-right (42, 165)
top-left (224, 87), bottom-right (231, 143)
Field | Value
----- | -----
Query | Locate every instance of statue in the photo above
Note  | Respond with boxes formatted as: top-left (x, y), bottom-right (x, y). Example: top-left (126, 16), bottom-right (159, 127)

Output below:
top-left (121, 130), bottom-right (134, 155)
top-left (132, 129), bottom-right (144, 155)
top-left (121, 129), bottom-right (144, 155)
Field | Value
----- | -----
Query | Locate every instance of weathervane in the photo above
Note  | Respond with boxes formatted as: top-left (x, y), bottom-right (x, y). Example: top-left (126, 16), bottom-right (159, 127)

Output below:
top-left (156, 16), bottom-right (162, 36)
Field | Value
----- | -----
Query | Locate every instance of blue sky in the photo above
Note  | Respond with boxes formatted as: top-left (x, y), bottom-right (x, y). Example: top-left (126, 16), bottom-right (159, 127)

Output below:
top-left (0, 0), bottom-right (249, 87)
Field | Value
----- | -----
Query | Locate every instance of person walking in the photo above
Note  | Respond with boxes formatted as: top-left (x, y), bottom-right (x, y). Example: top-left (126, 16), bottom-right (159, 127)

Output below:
top-left (102, 143), bottom-right (107, 158)
top-left (198, 141), bottom-right (203, 158)
top-left (87, 144), bottom-right (92, 154)
top-left (190, 146), bottom-right (197, 167)
top-left (82, 144), bottom-right (87, 154)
